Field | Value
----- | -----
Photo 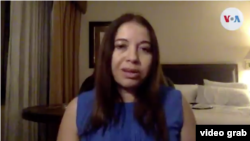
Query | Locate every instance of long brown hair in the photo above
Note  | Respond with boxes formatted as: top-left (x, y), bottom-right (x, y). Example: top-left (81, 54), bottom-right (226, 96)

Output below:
top-left (83, 13), bottom-right (169, 141)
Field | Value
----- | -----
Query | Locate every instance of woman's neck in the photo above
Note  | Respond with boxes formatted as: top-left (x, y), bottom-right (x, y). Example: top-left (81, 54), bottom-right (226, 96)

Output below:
top-left (118, 87), bottom-right (136, 103)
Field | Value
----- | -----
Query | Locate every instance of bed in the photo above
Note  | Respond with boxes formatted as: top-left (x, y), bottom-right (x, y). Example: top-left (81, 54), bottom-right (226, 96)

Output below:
top-left (161, 64), bottom-right (250, 125)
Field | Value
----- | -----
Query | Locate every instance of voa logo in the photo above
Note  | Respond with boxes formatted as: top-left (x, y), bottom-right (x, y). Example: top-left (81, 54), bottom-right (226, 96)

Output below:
top-left (220, 7), bottom-right (244, 31)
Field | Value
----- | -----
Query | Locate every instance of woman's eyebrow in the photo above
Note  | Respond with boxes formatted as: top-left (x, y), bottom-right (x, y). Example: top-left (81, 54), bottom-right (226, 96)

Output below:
top-left (115, 38), bottom-right (128, 42)
top-left (114, 39), bottom-right (151, 45)
top-left (139, 41), bottom-right (151, 45)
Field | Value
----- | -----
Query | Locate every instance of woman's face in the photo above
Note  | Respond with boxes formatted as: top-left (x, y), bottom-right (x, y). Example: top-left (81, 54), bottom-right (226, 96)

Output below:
top-left (112, 21), bottom-right (152, 89)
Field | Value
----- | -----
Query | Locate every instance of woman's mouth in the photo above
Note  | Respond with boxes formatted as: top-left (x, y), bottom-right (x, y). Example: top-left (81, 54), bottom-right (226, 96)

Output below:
top-left (121, 68), bottom-right (140, 79)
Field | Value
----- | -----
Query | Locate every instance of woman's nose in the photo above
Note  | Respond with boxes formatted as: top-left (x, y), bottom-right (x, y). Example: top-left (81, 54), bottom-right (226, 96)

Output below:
top-left (126, 47), bottom-right (139, 64)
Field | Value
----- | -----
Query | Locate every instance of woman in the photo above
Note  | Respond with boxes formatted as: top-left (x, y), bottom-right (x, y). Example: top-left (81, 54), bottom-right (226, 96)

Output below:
top-left (57, 13), bottom-right (196, 141)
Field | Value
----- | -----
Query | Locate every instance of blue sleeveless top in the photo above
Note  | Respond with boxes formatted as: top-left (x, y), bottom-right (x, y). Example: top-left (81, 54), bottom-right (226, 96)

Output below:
top-left (76, 86), bottom-right (183, 141)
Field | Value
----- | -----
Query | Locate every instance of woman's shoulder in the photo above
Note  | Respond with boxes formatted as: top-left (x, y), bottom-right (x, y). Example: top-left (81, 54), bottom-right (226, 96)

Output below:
top-left (78, 89), bottom-right (95, 103)
top-left (76, 89), bottom-right (95, 118)
top-left (77, 89), bottom-right (95, 112)
top-left (160, 85), bottom-right (184, 128)
top-left (160, 85), bottom-right (182, 104)
top-left (76, 89), bottom-right (95, 135)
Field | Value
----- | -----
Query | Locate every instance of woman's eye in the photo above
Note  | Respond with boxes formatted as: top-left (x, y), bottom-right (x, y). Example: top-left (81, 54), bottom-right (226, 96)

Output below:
top-left (115, 45), bottom-right (126, 49)
top-left (139, 47), bottom-right (151, 53)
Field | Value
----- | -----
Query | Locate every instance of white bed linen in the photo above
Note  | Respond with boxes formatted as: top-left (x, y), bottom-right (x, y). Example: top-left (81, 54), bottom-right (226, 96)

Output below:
top-left (192, 105), bottom-right (250, 125)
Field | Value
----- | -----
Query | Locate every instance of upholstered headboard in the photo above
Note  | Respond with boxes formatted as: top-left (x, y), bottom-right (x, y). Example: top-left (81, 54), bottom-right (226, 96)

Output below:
top-left (161, 64), bottom-right (238, 85)
top-left (79, 64), bottom-right (238, 93)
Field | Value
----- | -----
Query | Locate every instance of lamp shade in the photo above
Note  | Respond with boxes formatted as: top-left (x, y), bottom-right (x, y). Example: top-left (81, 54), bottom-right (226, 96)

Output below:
top-left (245, 50), bottom-right (250, 60)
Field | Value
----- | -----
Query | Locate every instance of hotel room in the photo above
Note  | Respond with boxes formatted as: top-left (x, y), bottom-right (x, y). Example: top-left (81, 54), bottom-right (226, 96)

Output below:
top-left (79, 1), bottom-right (250, 125)
top-left (2, 1), bottom-right (250, 141)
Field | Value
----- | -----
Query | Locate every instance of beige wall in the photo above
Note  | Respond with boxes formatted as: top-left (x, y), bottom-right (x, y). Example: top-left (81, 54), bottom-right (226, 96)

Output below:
top-left (79, 1), bottom-right (250, 85)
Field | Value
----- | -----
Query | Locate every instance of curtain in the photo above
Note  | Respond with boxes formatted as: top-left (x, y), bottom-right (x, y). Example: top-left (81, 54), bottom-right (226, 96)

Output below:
top-left (50, 1), bottom-right (81, 104)
top-left (4, 1), bottom-right (52, 141)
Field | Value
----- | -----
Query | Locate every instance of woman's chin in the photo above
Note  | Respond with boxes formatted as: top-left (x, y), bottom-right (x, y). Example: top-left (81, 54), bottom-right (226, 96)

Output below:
top-left (119, 79), bottom-right (141, 88)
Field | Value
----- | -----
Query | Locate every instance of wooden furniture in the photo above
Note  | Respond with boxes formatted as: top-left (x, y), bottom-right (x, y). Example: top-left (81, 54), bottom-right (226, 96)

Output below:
top-left (79, 64), bottom-right (238, 93)
top-left (79, 73), bottom-right (95, 93)
top-left (79, 64), bottom-right (238, 92)
top-left (161, 64), bottom-right (238, 84)
top-left (22, 104), bottom-right (66, 141)
top-left (22, 104), bottom-right (66, 123)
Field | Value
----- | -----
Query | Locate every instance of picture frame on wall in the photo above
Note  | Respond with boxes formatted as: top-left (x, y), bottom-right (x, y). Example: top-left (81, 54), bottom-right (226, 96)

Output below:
top-left (89, 21), bottom-right (111, 68)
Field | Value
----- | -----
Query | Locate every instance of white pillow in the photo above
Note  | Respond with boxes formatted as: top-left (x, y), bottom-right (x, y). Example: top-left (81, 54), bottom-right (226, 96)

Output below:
top-left (175, 84), bottom-right (198, 103)
top-left (204, 79), bottom-right (248, 90)
top-left (196, 85), bottom-right (250, 107)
